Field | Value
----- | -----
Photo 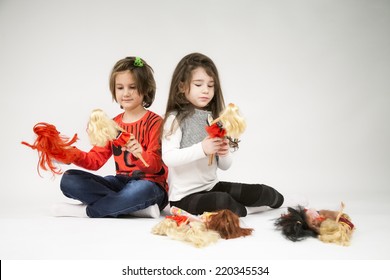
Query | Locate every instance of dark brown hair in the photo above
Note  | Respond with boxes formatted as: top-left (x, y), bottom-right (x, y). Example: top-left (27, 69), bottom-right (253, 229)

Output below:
top-left (163, 53), bottom-right (225, 135)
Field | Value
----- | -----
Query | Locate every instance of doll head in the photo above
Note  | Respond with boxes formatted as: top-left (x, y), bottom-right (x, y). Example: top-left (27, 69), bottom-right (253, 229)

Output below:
top-left (87, 109), bottom-right (123, 147)
top-left (109, 56), bottom-right (156, 108)
top-left (205, 209), bottom-right (253, 239)
top-left (216, 103), bottom-right (246, 140)
top-left (274, 206), bottom-right (318, 241)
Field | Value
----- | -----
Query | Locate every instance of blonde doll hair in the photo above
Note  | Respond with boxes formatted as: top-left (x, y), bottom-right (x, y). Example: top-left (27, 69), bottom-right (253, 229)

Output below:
top-left (152, 218), bottom-right (220, 248)
top-left (318, 202), bottom-right (354, 246)
top-left (213, 103), bottom-right (246, 139)
top-left (87, 109), bottom-right (123, 147)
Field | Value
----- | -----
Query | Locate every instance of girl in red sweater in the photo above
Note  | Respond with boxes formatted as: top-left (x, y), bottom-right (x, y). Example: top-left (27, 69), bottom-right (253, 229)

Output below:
top-left (57, 56), bottom-right (168, 218)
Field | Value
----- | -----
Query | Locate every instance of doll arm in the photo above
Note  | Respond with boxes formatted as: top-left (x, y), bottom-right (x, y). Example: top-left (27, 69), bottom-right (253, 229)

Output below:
top-left (170, 206), bottom-right (202, 222)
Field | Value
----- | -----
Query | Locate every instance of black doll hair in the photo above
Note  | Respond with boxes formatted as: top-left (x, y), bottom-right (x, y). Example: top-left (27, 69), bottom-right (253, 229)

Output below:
top-left (274, 206), bottom-right (318, 242)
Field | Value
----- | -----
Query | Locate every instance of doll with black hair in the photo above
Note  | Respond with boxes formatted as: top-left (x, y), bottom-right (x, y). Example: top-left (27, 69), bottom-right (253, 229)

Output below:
top-left (274, 202), bottom-right (355, 246)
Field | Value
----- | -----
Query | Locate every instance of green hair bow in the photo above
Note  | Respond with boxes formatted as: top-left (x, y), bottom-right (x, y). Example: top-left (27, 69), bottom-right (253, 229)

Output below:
top-left (134, 57), bottom-right (144, 67)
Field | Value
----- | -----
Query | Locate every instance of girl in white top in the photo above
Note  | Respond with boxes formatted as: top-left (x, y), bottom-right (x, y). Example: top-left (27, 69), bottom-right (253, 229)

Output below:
top-left (162, 53), bottom-right (285, 217)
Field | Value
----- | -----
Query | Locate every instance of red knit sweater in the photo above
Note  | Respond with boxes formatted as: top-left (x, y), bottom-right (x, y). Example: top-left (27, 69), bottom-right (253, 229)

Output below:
top-left (72, 111), bottom-right (168, 192)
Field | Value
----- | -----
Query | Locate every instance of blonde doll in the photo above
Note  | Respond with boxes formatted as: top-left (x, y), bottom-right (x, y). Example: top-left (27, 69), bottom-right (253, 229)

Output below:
top-left (87, 108), bottom-right (149, 166)
top-left (206, 103), bottom-right (246, 165)
top-left (152, 206), bottom-right (253, 247)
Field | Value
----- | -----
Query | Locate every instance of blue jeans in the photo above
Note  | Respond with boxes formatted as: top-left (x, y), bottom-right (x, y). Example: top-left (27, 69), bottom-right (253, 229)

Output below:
top-left (60, 169), bottom-right (167, 218)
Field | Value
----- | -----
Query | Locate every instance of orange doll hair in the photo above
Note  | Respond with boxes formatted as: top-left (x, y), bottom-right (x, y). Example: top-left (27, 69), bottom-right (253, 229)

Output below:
top-left (21, 122), bottom-right (79, 176)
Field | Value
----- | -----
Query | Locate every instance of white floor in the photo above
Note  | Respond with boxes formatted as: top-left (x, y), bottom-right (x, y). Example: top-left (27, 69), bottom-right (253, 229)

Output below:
top-left (1, 191), bottom-right (390, 280)
top-left (1, 193), bottom-right (389, 261)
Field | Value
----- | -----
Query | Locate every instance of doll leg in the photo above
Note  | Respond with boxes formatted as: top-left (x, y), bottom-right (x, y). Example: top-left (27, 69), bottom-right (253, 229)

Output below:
top-left (212, 181), bottom-right (284, 209)
top-left (170, 191), bottom-right (247, 217)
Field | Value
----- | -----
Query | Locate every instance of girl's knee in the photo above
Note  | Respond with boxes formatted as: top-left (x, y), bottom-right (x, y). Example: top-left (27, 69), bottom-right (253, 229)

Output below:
top-left (60, 170), bottom-right (81, 195)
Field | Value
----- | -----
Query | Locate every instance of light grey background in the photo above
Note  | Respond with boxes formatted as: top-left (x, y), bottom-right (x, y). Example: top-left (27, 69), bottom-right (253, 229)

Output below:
top-left (0, 0), bottom-right (389, 262)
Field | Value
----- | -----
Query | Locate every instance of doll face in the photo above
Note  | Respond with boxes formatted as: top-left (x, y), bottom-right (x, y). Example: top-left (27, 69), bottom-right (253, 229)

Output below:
top-left (305, 208), bottom-right (323, 233)
top-left (115, 71), bottom-right (144, 111)
top-left (184, 67), bottom-right (215, 109)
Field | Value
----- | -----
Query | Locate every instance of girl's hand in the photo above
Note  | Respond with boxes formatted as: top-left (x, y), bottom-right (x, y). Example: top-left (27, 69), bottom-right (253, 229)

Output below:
top-left (121, 134), bottom-right (143, 157)
top-left (202, 137), bottom-right (223, 155)
top-left (216, 138), bottom-right (230, 157)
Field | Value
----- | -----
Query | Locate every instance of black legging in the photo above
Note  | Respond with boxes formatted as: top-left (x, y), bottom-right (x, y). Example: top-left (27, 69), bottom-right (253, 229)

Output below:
top-left (169, 181), bottom-right (284, 217)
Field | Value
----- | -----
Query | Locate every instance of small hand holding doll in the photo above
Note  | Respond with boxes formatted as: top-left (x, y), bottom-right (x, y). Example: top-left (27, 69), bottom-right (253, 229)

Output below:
top-left (274, 202), bottom-right (355, 246)
top-left (206, 103), bottom-right (246, 165)
top-left (152, 206), bottom-right (253, 248)
top-left (87, 108), bottom-right (149, 167)
top-left (21, 122), bottom-right (79, 176)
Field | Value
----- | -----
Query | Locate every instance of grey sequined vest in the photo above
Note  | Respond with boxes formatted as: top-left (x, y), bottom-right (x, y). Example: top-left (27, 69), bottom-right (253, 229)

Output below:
top-left (180, 109), bottom-right (212, 148)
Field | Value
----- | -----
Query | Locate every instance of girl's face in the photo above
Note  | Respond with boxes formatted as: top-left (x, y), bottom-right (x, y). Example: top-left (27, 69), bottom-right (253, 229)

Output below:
top-left (184, 67), bottom-right (215, 109)
top-left (115, 71), bottom-right (144, 111)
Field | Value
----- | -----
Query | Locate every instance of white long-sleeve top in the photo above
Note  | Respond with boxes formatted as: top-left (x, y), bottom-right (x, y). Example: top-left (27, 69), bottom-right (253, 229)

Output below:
top-left (162, 110), bottom-right (233, 202)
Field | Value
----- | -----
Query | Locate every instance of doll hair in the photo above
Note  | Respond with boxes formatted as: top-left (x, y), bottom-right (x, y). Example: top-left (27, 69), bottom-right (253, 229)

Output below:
top-left (206, 209), bottom-right (253, 239)
top-left (152, 217), bottom-right (220, 248)
top-left (212, 103), bottom-right (246, 140)
top-left (318, 204), bottom-right (354, 246)
top-left (163, 52), bottom-right (225, 137)
top-left (207, 103), bottom-right (246, 164)
top-left (318, 217), bottom-right (353, 246)
top-left (21, 122), bottom-right (79, 176)
top-left (87, 108), bottom-right (149, 167)
top-left (109, 56), bottom-right (156, 108)
top-left (87, 109), bottom-right (123, 147)
top-left (274, 206), bottom-right (318, 242)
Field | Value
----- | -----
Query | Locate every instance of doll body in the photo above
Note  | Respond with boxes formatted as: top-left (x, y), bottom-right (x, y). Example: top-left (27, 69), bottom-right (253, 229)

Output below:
top-left (275, 202), bottom-right (354, 246)
top-left (152, 206), bottom-right (253, 247)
